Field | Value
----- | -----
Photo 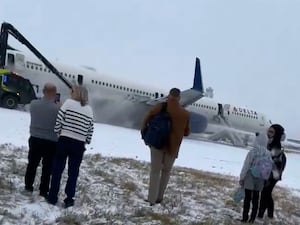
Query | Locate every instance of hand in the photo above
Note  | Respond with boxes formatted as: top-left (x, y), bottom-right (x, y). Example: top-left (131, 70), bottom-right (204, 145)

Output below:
top-left (239, 180), bottom-right (244, 186)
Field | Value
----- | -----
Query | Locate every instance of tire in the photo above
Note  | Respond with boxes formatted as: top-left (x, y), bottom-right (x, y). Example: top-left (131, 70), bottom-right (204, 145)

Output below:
top-left (2, 94), bottom-right (18, 109)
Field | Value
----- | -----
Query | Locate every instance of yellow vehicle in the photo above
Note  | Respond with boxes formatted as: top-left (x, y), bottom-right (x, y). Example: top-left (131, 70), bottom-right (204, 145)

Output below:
top-left (0, 68), bottom-right (36, 109)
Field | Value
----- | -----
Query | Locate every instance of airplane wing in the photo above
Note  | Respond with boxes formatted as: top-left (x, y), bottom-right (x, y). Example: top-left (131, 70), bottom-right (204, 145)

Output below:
top-left (145, 57), bottom-right (205, 106)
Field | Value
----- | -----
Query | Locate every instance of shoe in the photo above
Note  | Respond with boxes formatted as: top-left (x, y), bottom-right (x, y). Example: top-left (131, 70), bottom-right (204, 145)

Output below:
top-left (64, 198), bottom-right (74, 208)
top-left (240, 219), bottom-right (248, 223)
top-left (144, 199), bottom-right (156, 206)
top-left (64, 201), bottom-right (74, 208)
top-left (25, 186), bottom-right (33, 192)
top-left (46, 198), bottom-right (56, 206)
top-left (248, 218), bottom-right (255, 223)
top-left (156, 199), bottom-right (163, 204)
top-left (22, 188), bottom-right (33, 196)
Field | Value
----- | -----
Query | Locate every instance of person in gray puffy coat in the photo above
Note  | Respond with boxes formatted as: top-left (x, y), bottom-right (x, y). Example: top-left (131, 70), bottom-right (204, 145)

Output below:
top-left (239, 132), bottom-right (272, 223)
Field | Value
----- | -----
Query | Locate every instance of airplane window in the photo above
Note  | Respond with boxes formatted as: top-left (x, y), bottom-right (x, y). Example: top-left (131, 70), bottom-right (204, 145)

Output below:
top-left (95, 81), bottom-right (98, 84)
top-left (64, 73), bottom-right (67, 77)
top-left (109, 84), bottom-right (112, 87)
top-left (113, 84), bottom-right (115, 88)
top-left (26, 64), bottom-right (29, 68)
top-left (69, 74), bottom-right (71, 78)
top-left (48, 69), bottom-right (51, 73)
top-left (106, 83), bottom-right (108, 87)
top-left (60, 72), bottom-right (63, 75)
top-left (116, 85), bottom-right (119, 89)
top-left (130, 89), bottom-right (133, 92)
top-left (99, 82), bottom-right (102, 85)
top-left (73, 75), bottom-right (75, 79)
top-left (127, 88), bottom-right (129, 91)
top-left (92, 80), bottom-right (94, 83)
top-left (31, 65), bottom-right (34, 69)
top-left (35, 66), bottom-right (38, 70)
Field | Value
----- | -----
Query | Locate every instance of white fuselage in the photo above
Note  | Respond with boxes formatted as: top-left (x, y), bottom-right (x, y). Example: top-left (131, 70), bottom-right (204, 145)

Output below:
top-left (5, 50), bottom-right (272, 146)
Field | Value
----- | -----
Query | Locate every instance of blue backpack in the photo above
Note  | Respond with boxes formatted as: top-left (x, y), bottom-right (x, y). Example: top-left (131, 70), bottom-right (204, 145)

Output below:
top-left (143, 103), bottom-right (171, 149)
top-left (250, 151), bottom-right (273, 180)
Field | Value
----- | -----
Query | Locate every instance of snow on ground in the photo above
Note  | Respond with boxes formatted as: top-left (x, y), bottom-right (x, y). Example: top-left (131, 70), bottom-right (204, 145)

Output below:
top-left (0, 144), bottom-right (300, 225)
top-left (1, 108), bottom-right (300, 192)
top-left (0, 108), bottom-right (300, 224)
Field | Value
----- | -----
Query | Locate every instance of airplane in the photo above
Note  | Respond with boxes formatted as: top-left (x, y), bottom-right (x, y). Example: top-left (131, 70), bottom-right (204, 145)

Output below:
top-left (2, 47), bottom-right (277, 148)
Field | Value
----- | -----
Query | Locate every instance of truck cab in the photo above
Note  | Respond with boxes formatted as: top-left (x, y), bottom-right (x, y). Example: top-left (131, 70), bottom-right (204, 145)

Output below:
top-left (0, 68), bottom-right (36, 109)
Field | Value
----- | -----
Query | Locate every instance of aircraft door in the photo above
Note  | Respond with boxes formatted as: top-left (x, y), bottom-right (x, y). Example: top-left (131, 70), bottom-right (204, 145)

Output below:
top-left (15, 53), bottom-right (25, 71)
top-left (224, 104), bottom-right (230, 116)
top-left (217, 103), bottom-right (224, 117)
top-left (77, 74), bottom-right (83, 85)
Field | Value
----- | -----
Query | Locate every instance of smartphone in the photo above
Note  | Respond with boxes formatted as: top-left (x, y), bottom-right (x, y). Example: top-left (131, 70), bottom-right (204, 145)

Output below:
top-left (55, 93), bottom-right (61, 103)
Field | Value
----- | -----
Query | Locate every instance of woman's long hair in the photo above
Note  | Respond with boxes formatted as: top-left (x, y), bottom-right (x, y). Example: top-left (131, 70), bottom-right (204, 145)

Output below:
top-left (268, 124), bottom-right (284, 150)
top-left (72, 85), bottom-right (89, 106)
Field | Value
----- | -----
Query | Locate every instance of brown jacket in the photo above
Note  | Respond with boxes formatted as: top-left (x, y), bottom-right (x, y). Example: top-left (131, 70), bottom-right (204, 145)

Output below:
top-left (141, 98), bottom-right (190, 157)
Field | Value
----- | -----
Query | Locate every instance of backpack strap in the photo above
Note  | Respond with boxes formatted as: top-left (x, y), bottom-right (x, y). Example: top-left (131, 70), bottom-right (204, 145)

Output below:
top-left (161, 102), bottom-right (167, 113)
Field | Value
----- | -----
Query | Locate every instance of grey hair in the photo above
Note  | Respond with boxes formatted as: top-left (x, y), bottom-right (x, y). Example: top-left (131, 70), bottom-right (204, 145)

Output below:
top-left (72, 85), bottom-right (89, 106)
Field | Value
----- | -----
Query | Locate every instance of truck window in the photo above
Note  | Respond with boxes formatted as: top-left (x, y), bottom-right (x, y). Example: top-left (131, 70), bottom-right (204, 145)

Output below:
top-left (3, 75), bottom-right (35, 95)
top-left (7, 53), bottom-right (15, 65)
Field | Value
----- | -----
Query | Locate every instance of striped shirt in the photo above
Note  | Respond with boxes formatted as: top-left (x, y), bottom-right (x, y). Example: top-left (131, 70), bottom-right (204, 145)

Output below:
top-left (54, 99), bottom-right (94, 144)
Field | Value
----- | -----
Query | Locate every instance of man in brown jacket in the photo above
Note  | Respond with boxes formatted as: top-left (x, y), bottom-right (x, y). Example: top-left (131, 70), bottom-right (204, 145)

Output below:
top-left (141, 88), bottom-right (190, 206)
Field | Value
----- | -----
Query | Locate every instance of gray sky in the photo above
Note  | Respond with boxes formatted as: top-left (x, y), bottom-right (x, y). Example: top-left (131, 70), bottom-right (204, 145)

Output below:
top-left (1, 0), bottom-right (299, 139)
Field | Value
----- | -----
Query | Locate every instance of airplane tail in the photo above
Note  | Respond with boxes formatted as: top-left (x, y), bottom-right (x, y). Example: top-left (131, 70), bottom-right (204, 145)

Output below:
top-left (192, 57), bottom-right (204, 92)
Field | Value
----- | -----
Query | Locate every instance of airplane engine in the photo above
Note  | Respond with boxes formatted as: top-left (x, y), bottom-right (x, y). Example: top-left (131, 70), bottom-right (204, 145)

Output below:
top-left (189, 112), bottom-right (208, 133)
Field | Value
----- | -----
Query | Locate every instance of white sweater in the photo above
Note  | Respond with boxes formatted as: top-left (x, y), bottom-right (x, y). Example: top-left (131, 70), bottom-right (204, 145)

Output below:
top-left (54, 99), bottom-right (94, 144)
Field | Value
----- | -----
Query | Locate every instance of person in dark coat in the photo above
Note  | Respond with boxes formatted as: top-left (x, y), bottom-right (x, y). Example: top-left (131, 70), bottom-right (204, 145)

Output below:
top-left (258, 124), bottom-right (287, 220)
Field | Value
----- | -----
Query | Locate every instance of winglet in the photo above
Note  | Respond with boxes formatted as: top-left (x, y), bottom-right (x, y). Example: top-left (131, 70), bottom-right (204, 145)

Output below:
top-left (192, 57), bottom-right (204, 92)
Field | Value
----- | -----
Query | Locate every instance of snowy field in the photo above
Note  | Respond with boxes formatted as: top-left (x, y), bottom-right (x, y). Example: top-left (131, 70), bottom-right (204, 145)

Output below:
top-left (0, 108), bottom-right (300, 224)
top-left (1, 108), bottom-right (299, 192)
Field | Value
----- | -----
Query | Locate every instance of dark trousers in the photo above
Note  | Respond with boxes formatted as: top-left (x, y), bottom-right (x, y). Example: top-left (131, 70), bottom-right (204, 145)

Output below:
top-left (48, 136), bottom-right (85, 204)
top-left (25, 136), bottom-right (56, 194)
top-left (242, 189), bottom-right (260, 222)
top-left (258, 179), bottom-right (278, 218)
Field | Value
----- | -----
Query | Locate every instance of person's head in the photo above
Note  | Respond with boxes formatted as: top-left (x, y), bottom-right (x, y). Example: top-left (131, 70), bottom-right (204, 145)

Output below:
top-left (253, 132), bottom-right (268, 150)
top-left (43, 83), bottom-right (57, 100)
top-left (168, 88), bottom-right (181, 101)
top-left (71, 84), bottom-right (89, 106)
top-left (267, 124), bottom-right (285, 150)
